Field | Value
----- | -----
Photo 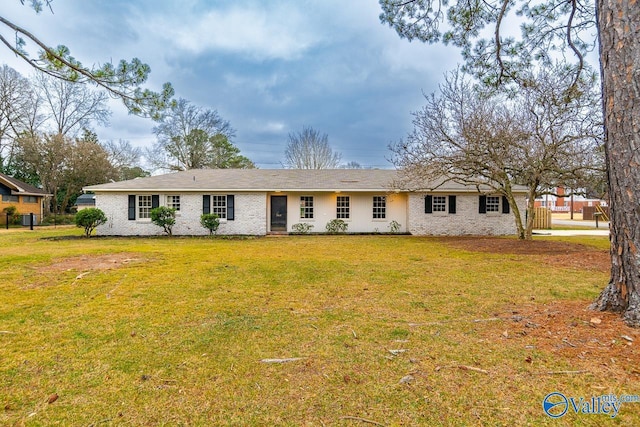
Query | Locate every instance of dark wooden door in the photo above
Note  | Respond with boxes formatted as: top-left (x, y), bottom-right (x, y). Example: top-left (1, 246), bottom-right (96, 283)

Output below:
top-left (270, 196), bottom-right (287, 231)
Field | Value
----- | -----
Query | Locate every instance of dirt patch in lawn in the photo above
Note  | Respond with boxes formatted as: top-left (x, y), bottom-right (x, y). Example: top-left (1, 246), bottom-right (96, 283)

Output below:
top-left (37, 253), bottom-right (143, 273)
top-left (26, 253), bottom-right (145, 288)
top-left (439, 237), bottom-right (639, 376)
top-left (439, 237), bottom-right (610, 271)
top-left (494, 300), bottom-right (640, 379)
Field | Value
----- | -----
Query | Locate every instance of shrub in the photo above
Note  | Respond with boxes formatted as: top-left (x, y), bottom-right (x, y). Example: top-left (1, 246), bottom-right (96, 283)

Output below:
top-left (2, 205), bottom-right (20, 225)
top-left (325, 219), bottom-right (348, 234)
top-left (74, 208), bottom-right (107, 237)
top-left (151, 206), bottom-right (176, 236)
top-left (291, 223), bottom-right (314, 234)
top-left (388, 220), bottom-right (401, 233)
top-left (200, 213), bottom-right (220, 236)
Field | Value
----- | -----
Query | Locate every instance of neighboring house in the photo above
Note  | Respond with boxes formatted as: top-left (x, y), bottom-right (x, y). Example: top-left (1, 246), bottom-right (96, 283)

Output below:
top-left (534, 186), bottom-right (607, 213)
top-left (74, 193), bottom-right (96, 211)
top-left (0, 172), bottom-right (51, 225)
top-left (84, 169), bottom-right (527, 236)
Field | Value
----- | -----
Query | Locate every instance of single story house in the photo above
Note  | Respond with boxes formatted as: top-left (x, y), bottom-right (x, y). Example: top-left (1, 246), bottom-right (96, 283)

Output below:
top-left (0, 172), bottom-right (51, 224)
top-left (83, 169), bottom-right (527, 236)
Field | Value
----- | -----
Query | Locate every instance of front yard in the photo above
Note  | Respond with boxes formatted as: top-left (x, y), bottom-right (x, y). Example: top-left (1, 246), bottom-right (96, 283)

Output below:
top-left (0, 229), bottom-right (637, 425)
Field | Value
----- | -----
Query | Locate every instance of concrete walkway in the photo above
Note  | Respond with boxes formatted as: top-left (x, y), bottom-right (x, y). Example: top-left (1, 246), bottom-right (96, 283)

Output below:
top-left (534, 218), bottom-right (610, 236)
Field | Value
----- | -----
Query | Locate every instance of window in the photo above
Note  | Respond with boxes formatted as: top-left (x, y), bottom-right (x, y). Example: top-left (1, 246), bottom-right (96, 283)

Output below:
top-left (486, 196), bottom-right (500, 213)
top-left (425, 195), bottom-right (456, 214)
top-left (212, 195), bottom-right (227, 219)
top-left (373, 196), bottom-right (386, 219)
top-left (24, 196), bottom-right (38, 203)
top-left (336, 196), bottom-right (350, 219)
top-left (138, 195), bottom-right (152, 219)
top-left (166, 195), bottom-right (181, 211)
top-left (432, 196), bottom-right (446, 212)
top-left (2, 194), bottom-right (19, 202)
top-left (300, 196), bottom-right (314, 219)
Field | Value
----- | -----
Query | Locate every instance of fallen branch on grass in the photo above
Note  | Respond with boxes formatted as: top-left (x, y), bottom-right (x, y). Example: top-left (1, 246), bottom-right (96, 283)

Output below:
top-left (409, 317), bottom-right (504, 327)
top-left (260, 357), bottom-right (305, 363)
top-left (435, 365), bottom-right (489, 374)
top-left (545, 370), bottom-right (589, 375)
top-left (339, 415), bottom-right (386, 426)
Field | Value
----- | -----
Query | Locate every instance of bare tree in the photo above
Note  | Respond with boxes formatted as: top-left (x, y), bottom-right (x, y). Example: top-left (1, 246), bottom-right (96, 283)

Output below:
top-left (283, 126), bottom-right (342, 169)
top-left (34, 73), bottom-right (110, 136)
top-left (0, 65), bottom-right (41, 172)
top-left (102, 139), bottom-right (149, 180)
top-left (379, 0), bottom-right (640, 325)
top-left (391, 67), bottom-right (602, 240)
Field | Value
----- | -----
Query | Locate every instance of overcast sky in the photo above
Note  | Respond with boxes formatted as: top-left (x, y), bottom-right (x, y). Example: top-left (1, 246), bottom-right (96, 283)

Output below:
top-left (3, 0), bottom-right (462, 169)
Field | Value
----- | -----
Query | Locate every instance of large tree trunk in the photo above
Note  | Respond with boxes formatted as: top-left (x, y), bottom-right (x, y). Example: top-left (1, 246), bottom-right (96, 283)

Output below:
top-left (591, 1), bottom-right (640, 326)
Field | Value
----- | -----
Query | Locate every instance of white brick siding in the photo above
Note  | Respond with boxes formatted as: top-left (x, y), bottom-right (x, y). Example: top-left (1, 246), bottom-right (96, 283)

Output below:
top-left (94, 190), bottom-right (526, 236)
top-left (95, 192), bottom-right (266, 236)
top-left (277, 192), bottom-right (408, 233)
top-left (407, 193), bottom-right (526, 236)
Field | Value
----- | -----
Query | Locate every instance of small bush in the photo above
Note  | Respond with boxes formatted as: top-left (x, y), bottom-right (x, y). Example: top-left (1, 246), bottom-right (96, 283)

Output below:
top-left (200, 213), bottom-right (220, 236)
top-left (151, 206), bottom-right (176, 236)
top-left (325, 219), bottom-right (348, 234)
top-left (291, 223), bottom-right (314, 234)
top-left (74, 208), bottom-right (107, 237)
top-left (388, 220), bottom-right (401, 233)
top-left (2, 205), bottom-right (21, 225)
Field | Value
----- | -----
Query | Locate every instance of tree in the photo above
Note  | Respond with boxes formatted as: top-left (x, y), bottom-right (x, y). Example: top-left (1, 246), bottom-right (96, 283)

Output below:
top-left (102, 139), bottom-right (149, 181)
top-left (60, 129), bottom-right (116, 213)
top-left (0, 2), bottom-right (174, 119)
top-left (283, 126), bottom-right (341, 169)
top-left (74, 207), bottom-right (107, 237)
top-left (0, 65), bottom-right (41, 173)
top-left (15, 132), bottom-right (69, 214)
top-left (590, 2), bottom-right (640, 326)
top-left (200, 213), bottom-right (220, 236)
top-left (391, 67), bottom-right (602, 240)
top-left (14, 130), bottom-right (116, 214)
top-left (33, 73), bottom-right (110, 136)
top-left (148, 98), bottom-right (246, 171)
top-left (379, 1), bottom-right (640, 325)
top-left (341, 161), bottom-right (362, 169)
top-left (149, 128), bottom-right (254, 171)
top-left (150, 206), bottom-right (176, 236)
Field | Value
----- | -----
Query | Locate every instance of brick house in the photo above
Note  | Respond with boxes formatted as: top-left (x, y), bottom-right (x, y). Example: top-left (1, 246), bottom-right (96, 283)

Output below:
top-left (0, 172), bottom-right (51, 225)
top-left (84, 169), bottom-right (526, 236)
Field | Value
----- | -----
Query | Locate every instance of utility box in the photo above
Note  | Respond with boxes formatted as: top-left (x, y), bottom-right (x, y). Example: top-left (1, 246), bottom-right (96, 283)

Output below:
top-left (21, 214), bottom-right (34, 226)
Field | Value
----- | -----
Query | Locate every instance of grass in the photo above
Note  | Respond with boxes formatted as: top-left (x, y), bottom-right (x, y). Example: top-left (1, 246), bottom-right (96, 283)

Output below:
top-left (0, 228), bottom-right (638, 426)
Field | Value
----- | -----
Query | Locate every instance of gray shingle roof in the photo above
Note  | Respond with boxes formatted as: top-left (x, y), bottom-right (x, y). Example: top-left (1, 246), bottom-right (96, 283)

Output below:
top-left (84, 169), bottom-right (527, 193)
top-left (0, 172), bottom-right (51, 196)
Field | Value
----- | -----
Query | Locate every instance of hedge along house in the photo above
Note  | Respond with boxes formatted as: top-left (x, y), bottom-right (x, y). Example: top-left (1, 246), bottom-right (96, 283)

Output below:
top-left (0, 172), bottom-right (51, 225)
top-left (83, 169), bottom-right (527, 236)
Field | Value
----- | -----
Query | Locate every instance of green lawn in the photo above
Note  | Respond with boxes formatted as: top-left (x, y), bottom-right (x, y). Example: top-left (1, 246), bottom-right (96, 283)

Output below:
top-left (1, 228), bottom-right (638, 426)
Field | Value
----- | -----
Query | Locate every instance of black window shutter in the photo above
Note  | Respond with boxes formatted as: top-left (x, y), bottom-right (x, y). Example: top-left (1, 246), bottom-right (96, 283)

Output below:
top-left (227, 195), bottom-right (235, 220)
top-left (203, 195), bottom-right (210, 214)
top-left (425, 195), bottom-right (433, 214)
top-left (151, 195), bottom-right (160, 209)
top-left (502, 196), bottom-right (510, 214)
top-left (448, 195), bottom-right (457, 214)
top-left (479, 195), bottom-right (487, 214)
top-left (128, 195), bottom-right (136, 220)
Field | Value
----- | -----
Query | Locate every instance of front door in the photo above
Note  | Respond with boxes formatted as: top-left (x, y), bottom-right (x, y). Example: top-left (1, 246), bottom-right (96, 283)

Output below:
top-left (270, 196), bottom-right (287, 231)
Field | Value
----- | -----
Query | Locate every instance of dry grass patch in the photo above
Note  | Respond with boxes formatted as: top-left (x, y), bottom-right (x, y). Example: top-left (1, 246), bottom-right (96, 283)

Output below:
top-left (1, 230), bottom-right (638, 426)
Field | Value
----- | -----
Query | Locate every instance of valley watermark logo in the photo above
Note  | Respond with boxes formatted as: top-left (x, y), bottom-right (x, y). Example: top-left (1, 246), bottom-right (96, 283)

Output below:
top-left (543, 391), bottom-right (639, 419)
